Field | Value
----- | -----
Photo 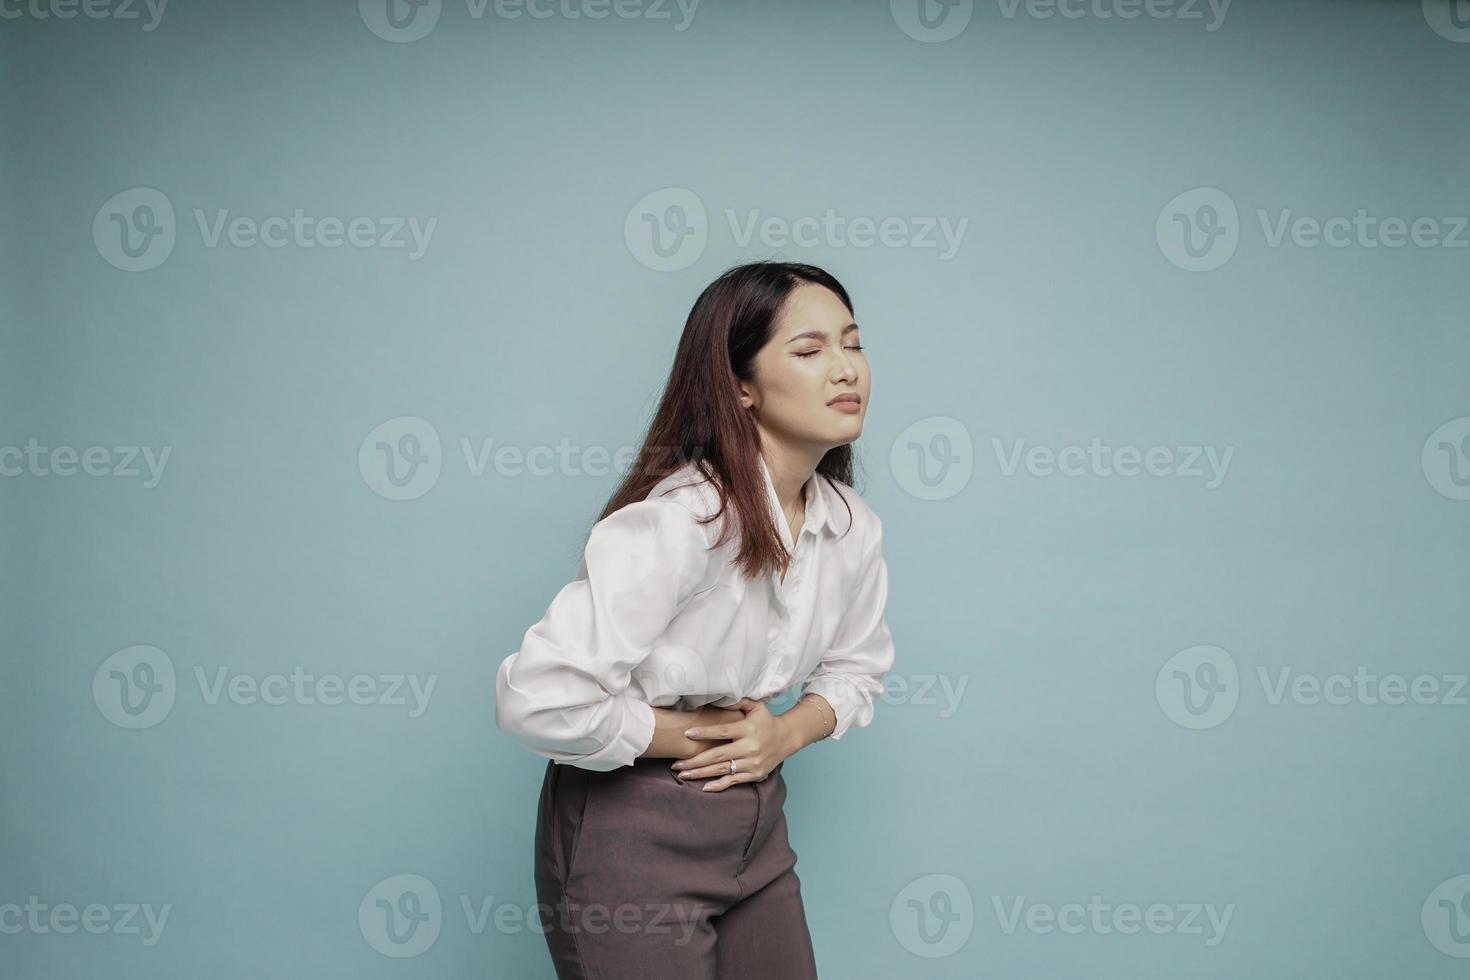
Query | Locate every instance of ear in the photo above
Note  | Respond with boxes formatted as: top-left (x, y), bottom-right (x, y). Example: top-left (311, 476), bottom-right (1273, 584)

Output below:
top-left (737, 378), bottom-right (757, 410)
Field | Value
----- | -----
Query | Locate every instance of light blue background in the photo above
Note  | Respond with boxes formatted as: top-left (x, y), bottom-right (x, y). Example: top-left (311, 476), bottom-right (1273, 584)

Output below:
top-left (4, 0), bottom-right (1468, 977)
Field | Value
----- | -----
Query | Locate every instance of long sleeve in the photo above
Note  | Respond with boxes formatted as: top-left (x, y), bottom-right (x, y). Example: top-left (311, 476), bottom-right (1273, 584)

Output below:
top-left (495, 497), bottom-right (714, 771)
top-left (801, 516), bottom-right (895, 740)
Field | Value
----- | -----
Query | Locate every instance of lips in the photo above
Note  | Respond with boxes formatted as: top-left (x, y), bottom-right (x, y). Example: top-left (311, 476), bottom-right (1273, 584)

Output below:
top-left (828, 394), bottom-right (861, 406)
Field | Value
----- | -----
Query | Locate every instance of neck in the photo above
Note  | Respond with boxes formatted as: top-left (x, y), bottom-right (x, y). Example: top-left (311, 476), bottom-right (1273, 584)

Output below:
top-left (759, 440), bottom-right (822, 520)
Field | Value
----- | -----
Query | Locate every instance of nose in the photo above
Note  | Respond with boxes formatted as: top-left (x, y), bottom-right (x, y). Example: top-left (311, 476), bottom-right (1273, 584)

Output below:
top-left (832, 350), bottom-right (859, 383)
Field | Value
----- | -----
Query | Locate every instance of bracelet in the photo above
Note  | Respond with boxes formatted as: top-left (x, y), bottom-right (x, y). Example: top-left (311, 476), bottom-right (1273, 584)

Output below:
top-left (798, 693), bottom-right (835, 740)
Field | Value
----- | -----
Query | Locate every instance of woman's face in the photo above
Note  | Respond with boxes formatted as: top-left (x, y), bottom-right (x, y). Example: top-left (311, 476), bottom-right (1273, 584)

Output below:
top-left (738, 283), bottom-right (870, 454)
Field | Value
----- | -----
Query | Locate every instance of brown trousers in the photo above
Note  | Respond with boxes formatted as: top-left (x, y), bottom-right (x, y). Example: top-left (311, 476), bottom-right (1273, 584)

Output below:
top-left (533, 754), bottom-right (820, 979)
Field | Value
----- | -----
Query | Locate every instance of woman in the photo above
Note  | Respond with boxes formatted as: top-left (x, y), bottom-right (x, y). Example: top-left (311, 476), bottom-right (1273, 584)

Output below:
top-left (495, 260), bottom-right (896, 978)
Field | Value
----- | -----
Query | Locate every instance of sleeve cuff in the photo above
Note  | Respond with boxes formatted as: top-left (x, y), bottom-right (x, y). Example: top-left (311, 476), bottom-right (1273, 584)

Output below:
top-left (799, 675), bottom-right (871, 741)
top-left (553, 693), bottom-right (656, 771)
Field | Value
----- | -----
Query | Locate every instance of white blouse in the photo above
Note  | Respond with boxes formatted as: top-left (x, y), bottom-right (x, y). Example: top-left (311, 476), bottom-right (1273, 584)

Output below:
top-left (495, 454), bottom-right (895, 771)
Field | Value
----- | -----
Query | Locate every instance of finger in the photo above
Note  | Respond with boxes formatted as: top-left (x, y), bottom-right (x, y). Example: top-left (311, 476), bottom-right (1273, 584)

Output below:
top-left (701, 771), bottom-right (758, 792)
top-left (674, 764), bottom-right (720, 780)
top-left (685, 722), bottom-right (741, 740)
top-left (676, 757), bottom-right (744, 780)
top-left (673, 741), bottom-right (750, 773)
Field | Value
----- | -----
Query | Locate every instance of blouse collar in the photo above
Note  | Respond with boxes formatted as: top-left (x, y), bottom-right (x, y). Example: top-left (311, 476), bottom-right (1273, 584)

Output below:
top-left (757, 453), bottom-right (838, 546)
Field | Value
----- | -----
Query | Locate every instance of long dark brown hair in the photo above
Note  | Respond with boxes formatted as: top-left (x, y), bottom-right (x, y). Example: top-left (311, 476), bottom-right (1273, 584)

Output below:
top-left (595, 260), bottom-right (861, 581)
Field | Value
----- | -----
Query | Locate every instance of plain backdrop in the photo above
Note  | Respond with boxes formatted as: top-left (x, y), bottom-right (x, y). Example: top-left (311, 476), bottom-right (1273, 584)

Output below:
top-left (3, 0), bottom-right (1468, 977)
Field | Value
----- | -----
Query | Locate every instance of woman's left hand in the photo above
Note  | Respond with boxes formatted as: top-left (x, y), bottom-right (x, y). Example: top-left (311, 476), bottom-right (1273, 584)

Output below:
top-left (671, 698), bottom-right (792, 792)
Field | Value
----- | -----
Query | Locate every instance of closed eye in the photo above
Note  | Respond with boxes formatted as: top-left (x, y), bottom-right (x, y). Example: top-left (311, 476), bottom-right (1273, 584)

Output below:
top-left (796, 345), bottom-right (864, 358)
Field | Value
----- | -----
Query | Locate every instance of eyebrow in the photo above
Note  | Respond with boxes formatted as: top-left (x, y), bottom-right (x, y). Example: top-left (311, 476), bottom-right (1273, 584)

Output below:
top-left (785, 322), bottom-right (860, 344)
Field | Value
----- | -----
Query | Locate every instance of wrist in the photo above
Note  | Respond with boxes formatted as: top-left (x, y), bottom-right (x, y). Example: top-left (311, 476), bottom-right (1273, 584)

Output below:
top-left (777, 693), bottom-right (831, 754)
top-left (775, 711), bottom-right (803, 757)
top-left (645, 707), bottom-right (701, 759)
